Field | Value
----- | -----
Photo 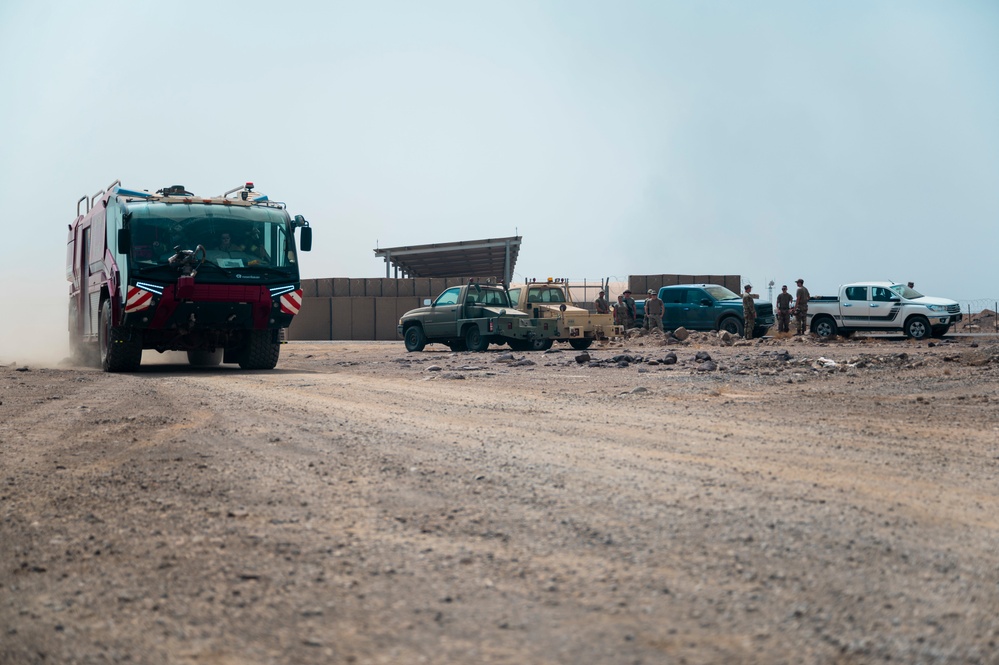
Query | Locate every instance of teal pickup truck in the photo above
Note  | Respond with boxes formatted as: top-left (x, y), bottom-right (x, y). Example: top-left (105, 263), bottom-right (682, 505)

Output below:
top-left (635, 284), bottom-right (775, 338)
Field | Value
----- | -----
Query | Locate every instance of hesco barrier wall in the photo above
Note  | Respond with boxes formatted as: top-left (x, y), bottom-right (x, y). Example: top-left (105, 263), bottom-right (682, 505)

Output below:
top-left (288, 277), bottom-right (497, 341)
top-left (289, 274), bottom-right (742, 341)
top-left (628, 274), bottom-right (742, 294)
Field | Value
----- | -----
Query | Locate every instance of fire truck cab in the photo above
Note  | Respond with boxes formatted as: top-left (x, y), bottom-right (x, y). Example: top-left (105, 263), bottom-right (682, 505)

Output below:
top-left (67, 181), bottom-right (313, 371)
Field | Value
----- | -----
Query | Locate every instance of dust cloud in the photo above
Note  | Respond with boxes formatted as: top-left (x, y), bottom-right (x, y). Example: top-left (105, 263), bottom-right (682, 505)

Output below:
top-left (0, 296), bottom-right (69, 368)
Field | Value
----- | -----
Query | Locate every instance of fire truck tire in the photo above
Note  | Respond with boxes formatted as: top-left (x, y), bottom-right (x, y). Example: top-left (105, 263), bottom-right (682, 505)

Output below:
top-left (568, 338), bottom-right (593, 350)
top-left (187, 349), bottom-right (223, 367)
top-left (99, 300), bottom-right (142, 372)
top-left (238, 331), bottom-right (280, 369)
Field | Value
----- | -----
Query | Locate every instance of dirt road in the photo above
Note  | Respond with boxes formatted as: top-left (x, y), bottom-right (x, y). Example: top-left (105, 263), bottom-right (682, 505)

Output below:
top-left (3, 334), bottom-right (999, 664)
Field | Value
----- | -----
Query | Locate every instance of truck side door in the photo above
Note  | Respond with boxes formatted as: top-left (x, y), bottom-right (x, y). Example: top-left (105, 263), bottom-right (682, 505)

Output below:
top-left (425, 287), bottom-right (462, 337)
top-left (841, 286), bottom-right (869, 326)
top-left (661, 288), bottom-right (687, 329)
top-left (686, 288), bottom-right (717, 330)
top-left (868, 285), bottom-right (901, 325)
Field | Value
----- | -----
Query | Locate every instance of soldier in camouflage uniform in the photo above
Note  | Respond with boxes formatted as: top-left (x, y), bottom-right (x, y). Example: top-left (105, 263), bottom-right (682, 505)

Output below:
top-left (742, 284), bottom-right (756, 340)
top-left (643, 289), bottom-right (665, 332)
top-left (613, 295), bottom-right (627, 326)
top-left (775, 285), bottom-right (792, 333)
top-left (594, 290), bottom-right (610, 314)
top-left (623, 290), bottom-right (637, 329)
top-left (794, 278), bottom-right (810, 335)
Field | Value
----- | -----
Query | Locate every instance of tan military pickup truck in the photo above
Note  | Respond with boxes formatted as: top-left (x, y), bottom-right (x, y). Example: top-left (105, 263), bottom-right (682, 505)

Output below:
top-left (507, 279), bottom-right (622, 350)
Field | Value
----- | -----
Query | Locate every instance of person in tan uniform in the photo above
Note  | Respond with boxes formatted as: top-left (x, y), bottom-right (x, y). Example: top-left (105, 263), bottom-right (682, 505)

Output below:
top-left (594, 290), bottom-right (610, 314)
top-left (794, 278), bottom-right (810, 335)
top-left (742, 284), bottom-right (756, 340)
top-left (643, 289), bottom-right (665, 332)
top-left (775, 285), bottom-right (792, 333)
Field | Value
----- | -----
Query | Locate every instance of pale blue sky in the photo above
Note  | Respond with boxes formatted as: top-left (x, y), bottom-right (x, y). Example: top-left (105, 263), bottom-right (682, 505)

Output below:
top-left (2, 1), bottom-right (997, 358)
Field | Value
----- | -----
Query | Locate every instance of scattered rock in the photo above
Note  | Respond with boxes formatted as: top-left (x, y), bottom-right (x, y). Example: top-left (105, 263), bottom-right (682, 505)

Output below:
top-left (426, 365), bottom-right (443, 372)
top-left (575, 352), bottom-right (591, 364)
top-left (673, 327), bottom-right (690, 341)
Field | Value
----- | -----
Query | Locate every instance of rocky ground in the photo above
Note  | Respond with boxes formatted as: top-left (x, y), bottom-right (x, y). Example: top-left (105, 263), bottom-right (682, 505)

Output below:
top-left (2, 331), bottom-right (999, 664)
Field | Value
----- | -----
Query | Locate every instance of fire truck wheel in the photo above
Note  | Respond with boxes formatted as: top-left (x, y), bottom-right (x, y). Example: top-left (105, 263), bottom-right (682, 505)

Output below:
top-left (568, 338), bottom-right (593, 350)
top-left (187, 349), bottom-right (223, 367)
top-left (238, 331), bottom-right (280, 369)
top-left (99, 300), bottom-right (142, 372)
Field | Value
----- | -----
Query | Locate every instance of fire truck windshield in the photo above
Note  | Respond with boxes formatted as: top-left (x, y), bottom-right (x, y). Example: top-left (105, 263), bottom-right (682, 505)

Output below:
top-left (126, 202), bottom-right (297, 271)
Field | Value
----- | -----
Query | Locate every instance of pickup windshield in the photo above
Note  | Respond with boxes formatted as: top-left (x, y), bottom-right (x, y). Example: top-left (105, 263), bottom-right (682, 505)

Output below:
top-left (704, 285), bottom-right (740, 301)
top-left (466, 287), bottom-right (511, 307)
top-left (890, 284), bottom-right (924, 299)
top-left (126, 202), bottom-right (297, 271)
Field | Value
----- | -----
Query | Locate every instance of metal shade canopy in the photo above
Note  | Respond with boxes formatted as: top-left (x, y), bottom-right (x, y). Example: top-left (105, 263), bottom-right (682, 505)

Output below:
top-left (373, 236), bottom-right (521, 284)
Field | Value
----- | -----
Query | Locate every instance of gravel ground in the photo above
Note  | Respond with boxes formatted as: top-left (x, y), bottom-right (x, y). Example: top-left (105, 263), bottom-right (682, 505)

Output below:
top-left (2, 332), bottom-right (999, 664)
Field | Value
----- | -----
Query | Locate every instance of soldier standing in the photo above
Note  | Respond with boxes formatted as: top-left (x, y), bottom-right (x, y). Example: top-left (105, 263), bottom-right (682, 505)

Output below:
top-left (613, 295), bottom-right (627, 327)
top-left (594, 290), bottom-right (610, 314)
top-left (643, 289), bottom-right (665, 332)
top-left (742, 284), bottom-right (757, 340)
top-left (623, 290), bottom-right (637, 329)
top-left (794, 278), bottom-right (810, 335)
top-left (775, 284), bottom-right (792, 333)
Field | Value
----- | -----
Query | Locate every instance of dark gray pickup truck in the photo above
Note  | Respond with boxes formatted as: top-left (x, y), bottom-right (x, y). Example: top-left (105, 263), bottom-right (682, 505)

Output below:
top-left (398, 282), bottom-right (550, 352)
top-left (636, 284), bottom-right (775, 338)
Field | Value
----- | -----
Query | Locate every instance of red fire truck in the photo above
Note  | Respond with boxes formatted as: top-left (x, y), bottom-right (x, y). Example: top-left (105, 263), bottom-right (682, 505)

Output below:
top-left (67, 181), bottom-right (313, 371)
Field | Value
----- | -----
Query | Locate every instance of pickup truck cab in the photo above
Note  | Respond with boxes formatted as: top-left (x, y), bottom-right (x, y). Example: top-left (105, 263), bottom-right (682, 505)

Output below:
top-left (636, 284), bottom-right (775, 338)
top-left (807, 282), bottom-right (961, 340)
top-left (507, 279), bottom-right (622, 350)
top-left (398, 282), bottom-right (549, 352)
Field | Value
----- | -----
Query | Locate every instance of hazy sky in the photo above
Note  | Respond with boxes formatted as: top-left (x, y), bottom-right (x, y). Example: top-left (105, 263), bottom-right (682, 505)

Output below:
top-left (2, 1), bottom-right (997, 360)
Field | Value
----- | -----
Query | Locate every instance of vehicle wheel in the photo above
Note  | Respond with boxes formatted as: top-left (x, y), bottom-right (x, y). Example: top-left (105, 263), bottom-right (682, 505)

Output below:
top-left (99, 299), bottom-right (142, 372)
top-left (404, 325), bottom-right (427, 352)
top-left (812, 316), bottom-right (838, 339)
top-left (719, 317), bottom-right (743, 337)
top-left (905, 315), bottom-right (931, 340)
top-left (527, 338), bottom-right (554, 351)
top-left (464, 325), bottom-right (490, 352)
top-left (188, 349), bottom-right (223, 366)
top-left (931, 325), bottom-right (950, 338)
top-left (568, 338), bottom-right (593, 350)
top-left (447, 340), bottom-right (467, 352)
top-left (238, 330), bottom-right (280, 369)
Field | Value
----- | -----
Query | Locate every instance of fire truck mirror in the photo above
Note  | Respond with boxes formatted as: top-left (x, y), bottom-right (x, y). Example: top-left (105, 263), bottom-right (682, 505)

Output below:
top-left (300, 226), bottom-right (313, 252)
top-left (117, 228), bottom-right (131, 253)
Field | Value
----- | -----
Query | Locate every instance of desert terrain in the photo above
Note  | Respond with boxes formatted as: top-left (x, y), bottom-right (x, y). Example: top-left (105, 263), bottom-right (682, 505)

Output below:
top-left (2, 331), bottom-right (999, 664)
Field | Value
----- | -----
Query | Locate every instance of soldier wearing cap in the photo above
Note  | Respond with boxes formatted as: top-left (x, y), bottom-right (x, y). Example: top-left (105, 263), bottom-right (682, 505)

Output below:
top-left (742, 284), bottom-right (757, 340)
top-left (794, 278), bottom-right (810, 335)
top-left (644, 289), bottom-right (665, 332)
top-left (594, 290), bottom-right (610, 314)
top-left (775, 285), bottom-right (792, 333)
top-left (622, 290), bottom-right (637, 329)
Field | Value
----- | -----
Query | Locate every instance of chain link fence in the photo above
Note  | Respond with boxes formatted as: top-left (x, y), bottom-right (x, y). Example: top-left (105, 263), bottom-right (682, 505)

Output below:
top-left (957, 299), bottom-right (999, 333)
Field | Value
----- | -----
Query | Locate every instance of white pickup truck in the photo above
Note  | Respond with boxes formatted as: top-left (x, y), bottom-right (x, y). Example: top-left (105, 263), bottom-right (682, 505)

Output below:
top-left (807, 282), bottom-right (961, 340)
